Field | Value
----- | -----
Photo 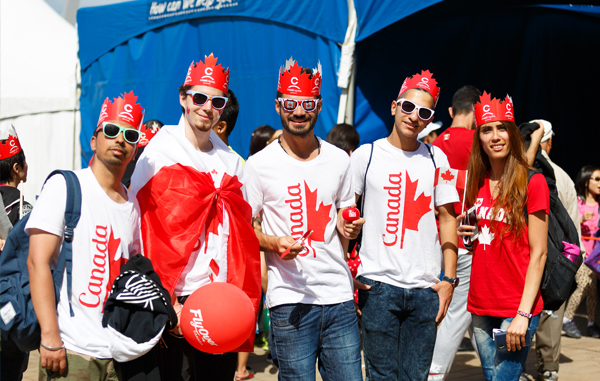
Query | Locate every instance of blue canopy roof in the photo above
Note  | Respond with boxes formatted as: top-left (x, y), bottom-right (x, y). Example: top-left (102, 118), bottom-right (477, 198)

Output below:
top-left (78, 0), bottom-right (348, 70)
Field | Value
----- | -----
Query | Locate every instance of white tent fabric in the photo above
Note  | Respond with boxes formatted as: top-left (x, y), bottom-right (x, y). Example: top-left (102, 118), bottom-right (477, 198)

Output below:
top-left (1, 0), bottom-right (81, 204)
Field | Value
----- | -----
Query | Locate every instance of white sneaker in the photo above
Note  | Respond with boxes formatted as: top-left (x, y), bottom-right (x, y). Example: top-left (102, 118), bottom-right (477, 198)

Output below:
top-left (538, 371), bottom-right (559, 381)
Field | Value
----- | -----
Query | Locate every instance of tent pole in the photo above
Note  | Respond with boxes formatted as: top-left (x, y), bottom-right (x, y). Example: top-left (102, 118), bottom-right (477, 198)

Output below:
top-left (336, 0), bottom-right (357, 125)
top-left (344, 56), bottom-right (356, 125)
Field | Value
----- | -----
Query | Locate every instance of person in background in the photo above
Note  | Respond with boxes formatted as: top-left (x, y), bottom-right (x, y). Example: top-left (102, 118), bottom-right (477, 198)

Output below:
top-left (122, 119), bottom-right (163, 187)
top-left (326, 123), bottom-right (359, 155)
top-left (458, 92), bottom-right (549, 381)
top-left (428, 85), bottom-right (481, 381)
top-left (418, 121), bottom-right (443, 144)
top-left (249, 125), bottom-right (276, 157)
top-left (0, 124), bottom-right (32, 381)
top-left (212, 89), bottom-right (245, 165)
top-left (525, 119), bottom-right (584, 381)
top-left (562, 165), bottom-right (600, 339)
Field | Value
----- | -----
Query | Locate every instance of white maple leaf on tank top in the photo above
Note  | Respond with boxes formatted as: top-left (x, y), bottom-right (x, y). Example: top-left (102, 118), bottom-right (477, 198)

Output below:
top-left (479, 224), bottom-right (495, 250)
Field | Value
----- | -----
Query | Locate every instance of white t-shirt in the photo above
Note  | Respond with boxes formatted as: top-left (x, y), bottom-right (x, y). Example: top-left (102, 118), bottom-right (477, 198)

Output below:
top-left (174, 148), bottom-right (230, 295)
top-left (243, 139), bottom-right (355, 308)
top-left (25, 168), bottom-right (141, 359)
top-left (351, 139), bottom-right (459, 289)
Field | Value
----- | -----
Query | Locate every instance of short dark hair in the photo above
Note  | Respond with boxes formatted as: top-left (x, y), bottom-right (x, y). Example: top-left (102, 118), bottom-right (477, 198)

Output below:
top-left (326, 123), bottom-right (360, 154)
top-left (249, 125), bottom-right (276, 156)
top-left (575, 165), bottom-right (600, 202)
top-left (451, 85), bottom-right (481, 116)
top-left (0, 150), bottom-right (26, 184)
top-left (179, 84), bottom-right (192, 114)
top-left (219, 89), bottom-right (239, 137)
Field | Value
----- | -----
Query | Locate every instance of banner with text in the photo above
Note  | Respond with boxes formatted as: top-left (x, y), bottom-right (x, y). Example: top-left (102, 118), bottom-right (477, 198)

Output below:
top-left (148, 0), bottom-right (244, 22)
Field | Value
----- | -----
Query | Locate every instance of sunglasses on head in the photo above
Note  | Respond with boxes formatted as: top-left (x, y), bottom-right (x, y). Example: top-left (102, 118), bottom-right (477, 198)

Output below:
top-left (278, 98), bottom-right (320, 113)
top-left (396, 98), bottom-right (435, 120)
top-left (100, 122), bottom-right (141, 144)
top-left (186, 90), bottom-right (228, 110)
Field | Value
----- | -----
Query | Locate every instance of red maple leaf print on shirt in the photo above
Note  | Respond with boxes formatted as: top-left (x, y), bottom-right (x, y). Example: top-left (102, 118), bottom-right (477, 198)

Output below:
top-left (104, 227), bottom-right (127, 311)
top-left (401, 173), bottom-right (431, 248)
top-left (304, 181), bottom-right (332, 258)
top-left (441, 170), bottom-right (455, 183)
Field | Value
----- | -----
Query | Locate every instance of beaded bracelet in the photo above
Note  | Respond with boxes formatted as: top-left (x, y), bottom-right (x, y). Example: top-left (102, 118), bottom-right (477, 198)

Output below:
top-left (40, 342), bottom-right (65, 351)
top-left (517, 310), bottom-right (532, 319)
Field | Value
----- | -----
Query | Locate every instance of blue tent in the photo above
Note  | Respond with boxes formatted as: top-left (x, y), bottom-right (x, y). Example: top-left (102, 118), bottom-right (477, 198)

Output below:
top-left (77, 0), bottom-right (349, 162)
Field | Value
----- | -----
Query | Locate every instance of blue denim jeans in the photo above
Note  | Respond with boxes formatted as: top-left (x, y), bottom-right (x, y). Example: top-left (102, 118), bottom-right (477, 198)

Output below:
top-left (269, 300), bottom-right (362, 381)
top-left (357, 276), bottom-right (439, 381)
top-left (472, 314), bottom-right (541, 381)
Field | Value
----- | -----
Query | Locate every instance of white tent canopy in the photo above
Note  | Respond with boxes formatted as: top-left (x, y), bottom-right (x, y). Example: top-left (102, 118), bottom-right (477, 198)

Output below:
top-left (1, 0), bottom-right (81, 204)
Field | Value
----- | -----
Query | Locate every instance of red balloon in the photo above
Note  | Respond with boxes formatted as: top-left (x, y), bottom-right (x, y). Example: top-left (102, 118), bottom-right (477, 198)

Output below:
top-left (180, 282), bottom-right (254, 353)
top-left (342, 207), bottom-right (360, 222)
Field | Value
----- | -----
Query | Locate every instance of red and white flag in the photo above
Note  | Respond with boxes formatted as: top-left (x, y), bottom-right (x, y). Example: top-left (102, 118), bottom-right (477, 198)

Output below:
top-left (434, 167), bottom-right (467, 189)
top-left (130, 116), bottom-right (261, 352)
top-left (434, 167), bottom-right (469, 214)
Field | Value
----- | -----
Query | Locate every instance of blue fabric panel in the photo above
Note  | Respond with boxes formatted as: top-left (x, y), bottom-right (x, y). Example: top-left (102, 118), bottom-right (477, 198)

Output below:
top-left (352, 3), bottom-right (600, 179)
top-left (354, 0), bottom-right (443, 41)
top-left (77, 0), bottom-right (348, 70)
top-left (534, 4), bottom-right (600, 16)
top-left (79, 17), bottom-right (341, 164)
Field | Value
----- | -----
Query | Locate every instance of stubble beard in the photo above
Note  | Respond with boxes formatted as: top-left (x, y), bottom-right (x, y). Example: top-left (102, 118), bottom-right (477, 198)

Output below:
top-left (280, 113), bottom-right (317, 137)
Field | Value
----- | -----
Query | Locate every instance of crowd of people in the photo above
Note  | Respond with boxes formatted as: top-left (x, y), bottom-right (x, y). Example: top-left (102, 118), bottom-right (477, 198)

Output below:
top-left (0, 53), bottom-right (599, 381)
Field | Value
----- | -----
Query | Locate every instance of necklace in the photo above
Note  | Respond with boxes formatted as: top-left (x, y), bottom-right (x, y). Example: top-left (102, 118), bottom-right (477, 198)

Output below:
top-left (490, 177), bottom-right (501, 198)
top-left (278, 134), bottom-right (321, 156)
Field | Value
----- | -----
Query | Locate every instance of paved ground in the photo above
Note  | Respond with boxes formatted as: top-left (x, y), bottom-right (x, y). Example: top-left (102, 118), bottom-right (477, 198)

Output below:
top-left (23, 311), bottom-right (600, 380)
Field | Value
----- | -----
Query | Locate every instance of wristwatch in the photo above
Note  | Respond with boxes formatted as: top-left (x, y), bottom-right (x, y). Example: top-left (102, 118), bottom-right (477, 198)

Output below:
top-left (442, 276), bottom-right (459, 288)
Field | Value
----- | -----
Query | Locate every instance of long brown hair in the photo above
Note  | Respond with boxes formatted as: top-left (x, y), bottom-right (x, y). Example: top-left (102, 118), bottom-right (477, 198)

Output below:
top-left (466, 120), bottom-right (530, 240)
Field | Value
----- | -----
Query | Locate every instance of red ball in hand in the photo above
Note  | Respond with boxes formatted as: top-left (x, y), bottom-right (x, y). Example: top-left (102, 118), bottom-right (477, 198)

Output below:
top-left (343, 207), bottom-right (360, 222)
top-left (180, 282), bottom-right (254, 353)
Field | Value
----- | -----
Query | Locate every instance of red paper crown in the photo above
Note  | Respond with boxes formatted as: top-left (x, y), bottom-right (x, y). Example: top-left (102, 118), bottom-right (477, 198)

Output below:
top-left (277, 57), bottom-right (322, 97)
top-left (97, 91), bottom-right (145, 130)
top-left (0, 124), bottom-right (22, 160)
top-left (398, 70), bottom-right (440, 106)
top-left (138, 121), bottom-right (161, 147)
top-left (474, 91), bottom-right (515, 127)
top-left (184, 53), bottom-right (229, 94)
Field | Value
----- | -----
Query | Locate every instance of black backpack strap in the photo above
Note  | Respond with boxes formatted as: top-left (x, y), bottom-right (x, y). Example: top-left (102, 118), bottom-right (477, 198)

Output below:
top-left (360, 144), bottom-right (374, 215)
top-left (424, 143), bottom-right (437, 169)
top-left (46, 170), bottom-right (82, 317)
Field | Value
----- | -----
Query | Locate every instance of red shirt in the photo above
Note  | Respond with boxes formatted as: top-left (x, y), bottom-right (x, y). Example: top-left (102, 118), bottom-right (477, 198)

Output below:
top-left (467, 173), bottom-right (549, 317)
top-left (433, 127), bottom-right (475, 171)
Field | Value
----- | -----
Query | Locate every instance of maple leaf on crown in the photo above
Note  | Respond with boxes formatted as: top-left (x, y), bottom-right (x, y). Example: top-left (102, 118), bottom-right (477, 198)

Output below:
top-left (398, 69), bottom-right (440, 105)
top-left (401, 172), bottom-right (432, 249)
top-left (441, 170), bottom-right (455, 183)
top-left (478, 224), bottom-right (495, 250)
top-left (304, 181), bottom-right (332, 258)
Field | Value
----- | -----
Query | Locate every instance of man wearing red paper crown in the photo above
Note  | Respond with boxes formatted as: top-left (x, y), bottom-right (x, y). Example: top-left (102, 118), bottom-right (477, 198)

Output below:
top-left (243, 57), bottom-right (365, 380)
top-left (130, 54), bottom-right (260, 381)
top-left (27, 91), bottom-right (144, 379)
top-left (350, 70), bottom-right (459, 380)
top-left (0, 124), bottom-right (32, 381)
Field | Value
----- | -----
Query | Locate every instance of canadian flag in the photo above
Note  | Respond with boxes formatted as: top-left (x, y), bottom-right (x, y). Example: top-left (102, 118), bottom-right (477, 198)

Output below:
top-left (434, 167), bottom-right (468, 190)
top-left (434, 167), bottom-right (468, 214)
